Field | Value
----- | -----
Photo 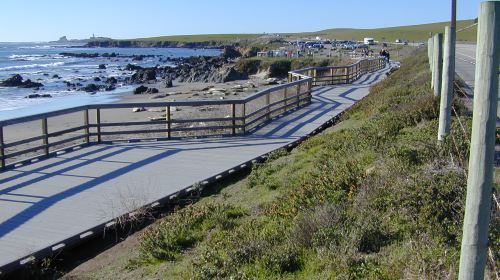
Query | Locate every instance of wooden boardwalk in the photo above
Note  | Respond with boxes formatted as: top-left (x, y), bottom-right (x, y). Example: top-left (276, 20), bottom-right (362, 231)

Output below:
top-left (0, 64), bottom-right (390, 274)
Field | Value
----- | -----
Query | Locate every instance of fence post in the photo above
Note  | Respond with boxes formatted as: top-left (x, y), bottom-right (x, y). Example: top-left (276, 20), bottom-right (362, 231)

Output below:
top-left (432, 33), bottom-right (443, 97)
top-left (429, 37), bottom-right (434, 90)
top-left (231, 103), bottom-right (236, 135)
top-left (345, 67), bottom-right (350, 84)
top-left (166, 105), bottom-right (171, 140)
top-left (84, 109), bottom-right (90, 144)
top-left (42, 118), bottom-right (49, 156)
top-left (438, 24), bottom-right (457, 140)
top-left (96, 108), bottom-right (101, 143)
top-left (330, 68), bottom-right (334, 84)
top-left (0, 126), bottom-right (4, 169)
top-left (459, 2), bottom-right (500, 279)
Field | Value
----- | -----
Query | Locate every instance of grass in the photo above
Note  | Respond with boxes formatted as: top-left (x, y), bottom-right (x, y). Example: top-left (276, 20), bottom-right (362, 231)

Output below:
top-left (119, 20), bottom-right (477, 45)
top-left (70, 49), bottom-right (499, 280)
top-left (286, 19), bottom-right (477, 42)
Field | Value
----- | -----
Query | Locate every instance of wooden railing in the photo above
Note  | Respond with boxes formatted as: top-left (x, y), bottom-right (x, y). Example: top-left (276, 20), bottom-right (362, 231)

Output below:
top-left (0, 58), bottom-right (385, 170)
top-left (289, 58), bottom-right (386, 86)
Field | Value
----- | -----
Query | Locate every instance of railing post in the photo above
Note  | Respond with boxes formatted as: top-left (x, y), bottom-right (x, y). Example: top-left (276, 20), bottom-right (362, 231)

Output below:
top-left (313, 69), bottom-right (317, 86)
top-left (231, 103), bottom-right (236, 135)
top-left (307, 81), bottom-right (312, 104)
top-left (432, 33), bottom-right (443, 97)
top-left (96, 108), bottom-right (101, 143)
top-left (0, 126), bottom-right (5, 169)
top-left (296, 83), bottom-right (301, 107)
top-left (42, 118), bottom-right (49, 156)
top-left (84, 109), bottom-right (90, 144)
top-left (166, 105), bottom-right (171, 140)
top-left (242, 103), bottom-right (246, 135)
top-left (266, 92), bottom-right (271, 120)
top-left (345, 67), bottom-right (350, 84)
top-left (284, 88), bottom-right (288, 111)
top-left (459, 2), bottom-right (500, 279)
top-left (330, 68), bottom-right (334, 84)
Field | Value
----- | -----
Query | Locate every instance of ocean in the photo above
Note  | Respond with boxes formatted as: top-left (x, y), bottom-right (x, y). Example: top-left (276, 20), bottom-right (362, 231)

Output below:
top-left (0, 43), bottom-right (220, 120)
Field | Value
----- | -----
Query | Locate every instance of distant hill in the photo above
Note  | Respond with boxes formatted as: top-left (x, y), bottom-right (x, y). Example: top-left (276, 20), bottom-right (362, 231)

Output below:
top-left (286, 19), bottom-right (477, 42)
top-left (82, 19), bottom-right (477, 49)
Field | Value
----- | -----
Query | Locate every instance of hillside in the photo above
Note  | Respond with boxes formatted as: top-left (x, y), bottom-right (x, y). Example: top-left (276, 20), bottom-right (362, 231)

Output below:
top-left (85, 20), bottom-right (477, 48)
top-left (61, 50), bottom-right (498, 279)
top-left (289, 19), bottom-right (477, 42)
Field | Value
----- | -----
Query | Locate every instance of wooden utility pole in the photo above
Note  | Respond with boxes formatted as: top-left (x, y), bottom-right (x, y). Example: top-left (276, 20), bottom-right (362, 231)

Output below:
top-left (432, 33), bottom-right (443, 97)
top-left (437, 0), bottom-right (457, 141)
top-left (459, 2), bottom-right (500, 279)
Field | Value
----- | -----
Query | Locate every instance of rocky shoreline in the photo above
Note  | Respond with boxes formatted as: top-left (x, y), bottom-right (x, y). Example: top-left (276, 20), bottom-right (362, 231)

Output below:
top-left (84, 40), bottom-right (225, 49)
top-left (0, 47), bottom-right (264, 99)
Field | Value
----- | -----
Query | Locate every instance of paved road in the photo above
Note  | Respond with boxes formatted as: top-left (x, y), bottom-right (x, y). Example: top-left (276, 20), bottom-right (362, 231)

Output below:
top-left (455, 43), bottom-right (500, 118)
top-left (0, 65), bottom-right (391, 273)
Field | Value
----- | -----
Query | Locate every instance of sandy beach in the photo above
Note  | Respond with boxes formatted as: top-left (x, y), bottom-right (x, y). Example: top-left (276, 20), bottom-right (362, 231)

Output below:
top-left (1, 75), bottom-right (281, 165)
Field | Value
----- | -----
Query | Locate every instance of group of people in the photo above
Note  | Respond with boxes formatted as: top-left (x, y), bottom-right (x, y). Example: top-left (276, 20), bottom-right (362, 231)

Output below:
top-left (379, 49), bottom-right (391, 62)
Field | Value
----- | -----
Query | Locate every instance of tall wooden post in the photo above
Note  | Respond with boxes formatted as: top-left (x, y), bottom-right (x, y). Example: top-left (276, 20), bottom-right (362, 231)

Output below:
top-left (432, 33), bottom-right (443, 97)
top-left (42, 118), bottom-right (49, 156)
top-left (96, 108), bottom-right (101, 143)
top-left (459, 2), bottom-right (500, 279)
top-left (438, 0), bottom-right (457, 141)
top-left (429, 37), bottom-right (434, 87)
top-left (345, 67), bottom-right (350, 84)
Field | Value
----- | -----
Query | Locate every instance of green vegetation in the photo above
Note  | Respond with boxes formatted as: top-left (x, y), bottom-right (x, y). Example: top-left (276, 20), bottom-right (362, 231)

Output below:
top-left (77, 50), bottom-right (499, 279)
top-left (287, 20), bottom-right (477, 42)
top-left (125, 20), bottom-right (476, 45)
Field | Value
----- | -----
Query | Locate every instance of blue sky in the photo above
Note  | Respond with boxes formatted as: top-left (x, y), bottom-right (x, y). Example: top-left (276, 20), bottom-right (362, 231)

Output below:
top-left (0, 0), bottom-right (484, 42)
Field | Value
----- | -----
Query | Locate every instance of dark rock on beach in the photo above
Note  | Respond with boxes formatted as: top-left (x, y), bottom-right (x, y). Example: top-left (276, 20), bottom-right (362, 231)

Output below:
top-left (25, 93), bottom-right (52, 99)
top-left (134, 85), bottom-right (149, 94)
top-left (98, 64), bottom-right (106, 69)
top-left (106, 77), bottom-right (118, 84)
top-left (80, 83), bottom-right (100, 92)
top-left (125, 64), bottom-right (143, 71)
top-left (0, 74), bottom-right (44, 88)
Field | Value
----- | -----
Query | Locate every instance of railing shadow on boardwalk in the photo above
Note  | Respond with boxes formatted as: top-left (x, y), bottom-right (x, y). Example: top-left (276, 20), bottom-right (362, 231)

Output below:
top-left (0, 137), bottom-right (293, 239)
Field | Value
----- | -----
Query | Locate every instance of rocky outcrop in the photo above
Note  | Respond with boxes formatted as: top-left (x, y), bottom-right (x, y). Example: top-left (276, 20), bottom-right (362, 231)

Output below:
top-left (85, 40), bottom-right (224, 49)
top-left (0, 74), bottom-right (44, 88)
top-left (221, 46), bottom-right (242, 59)
top-left (129, 68), bottom-right (156, 84)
